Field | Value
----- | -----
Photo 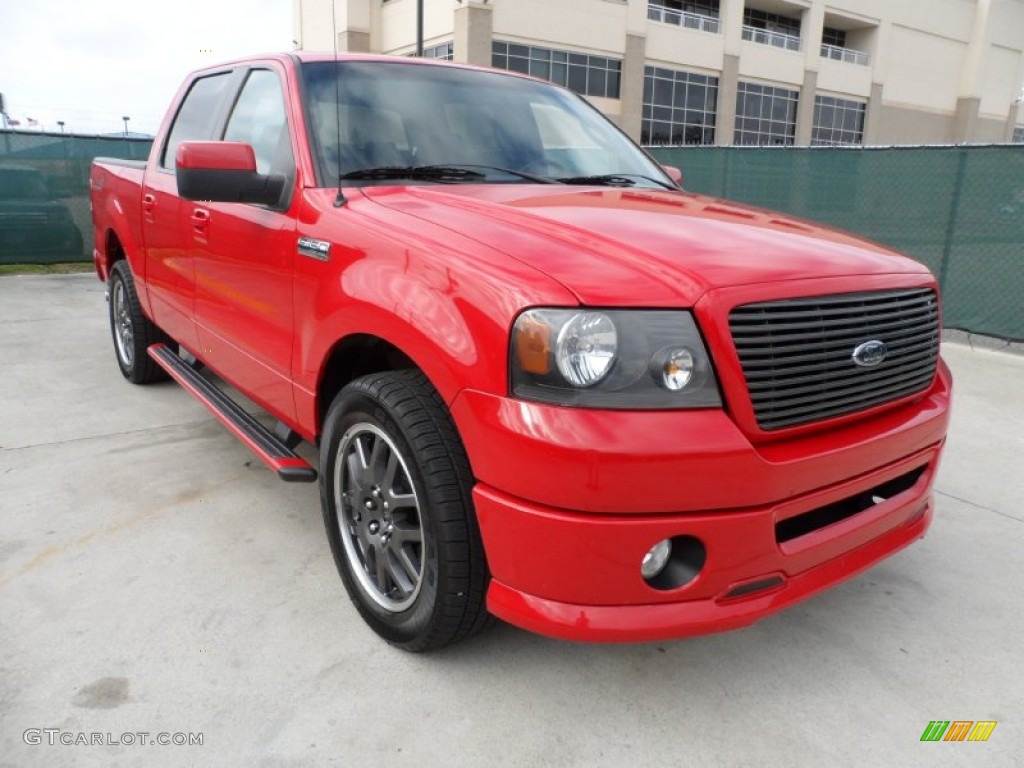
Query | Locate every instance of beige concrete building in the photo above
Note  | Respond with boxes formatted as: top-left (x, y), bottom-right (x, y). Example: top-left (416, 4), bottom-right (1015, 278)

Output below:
top-left (294, 0), bottom-right (1024, 146)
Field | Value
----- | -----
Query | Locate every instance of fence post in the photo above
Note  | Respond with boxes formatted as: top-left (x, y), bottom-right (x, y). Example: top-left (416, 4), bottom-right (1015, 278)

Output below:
top-left (722, 147), bottom-right (732, 199)
top-left (937, 147), bottom-right (968, 293)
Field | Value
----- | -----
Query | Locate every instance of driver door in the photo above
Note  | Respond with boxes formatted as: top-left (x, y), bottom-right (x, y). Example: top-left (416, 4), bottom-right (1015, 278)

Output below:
top-left (190, 65), bottom-right (299, 420)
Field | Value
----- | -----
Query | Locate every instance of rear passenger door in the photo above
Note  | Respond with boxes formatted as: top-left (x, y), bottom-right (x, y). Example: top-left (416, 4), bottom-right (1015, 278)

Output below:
top-left (143, 69), bottom-right (239, 349)
top-left (191, 65), bottom-right (299, 420)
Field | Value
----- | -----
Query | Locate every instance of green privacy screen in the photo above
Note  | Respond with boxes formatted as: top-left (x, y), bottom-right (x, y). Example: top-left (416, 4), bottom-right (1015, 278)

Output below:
top-left (0, 130), bottom-right (151, 265)
top-left (649, 145), bottom-right (1024, 341)
top-left (1, 131), bottom-right (1021, 339)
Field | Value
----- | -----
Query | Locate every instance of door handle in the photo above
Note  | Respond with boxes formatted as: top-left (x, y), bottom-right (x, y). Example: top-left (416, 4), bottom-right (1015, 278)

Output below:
top-left (142, 193), bottom-right (156, 213)
top-left (191, 208), bottom-right (210, 234)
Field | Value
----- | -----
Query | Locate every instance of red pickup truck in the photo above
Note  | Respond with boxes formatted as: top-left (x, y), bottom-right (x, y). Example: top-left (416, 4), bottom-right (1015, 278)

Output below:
top-left (91, 53), bottom-right (951, 650)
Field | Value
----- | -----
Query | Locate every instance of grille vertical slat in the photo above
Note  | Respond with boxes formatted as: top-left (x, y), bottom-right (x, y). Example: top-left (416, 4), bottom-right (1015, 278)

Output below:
top-left (729, 289), bottom-right (940, 430)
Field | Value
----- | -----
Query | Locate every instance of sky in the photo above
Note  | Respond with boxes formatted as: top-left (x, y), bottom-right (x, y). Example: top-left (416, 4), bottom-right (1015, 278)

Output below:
top-left (0, 0), bottom-right (294, 136)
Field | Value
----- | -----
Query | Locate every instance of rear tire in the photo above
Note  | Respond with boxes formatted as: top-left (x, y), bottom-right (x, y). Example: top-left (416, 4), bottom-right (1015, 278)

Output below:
top-left (108, 260), bottom-right (170, 384)
top-left (320, 370), bottom-right (491, 651)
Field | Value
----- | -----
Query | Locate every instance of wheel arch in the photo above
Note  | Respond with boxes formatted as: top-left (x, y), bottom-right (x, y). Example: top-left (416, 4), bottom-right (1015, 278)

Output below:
top-left (300, 292), bottom-right (507, 444)
top-left (316, 333), bottom-right (419, 430)
top-left (103, 229), bottom-right (126, 274)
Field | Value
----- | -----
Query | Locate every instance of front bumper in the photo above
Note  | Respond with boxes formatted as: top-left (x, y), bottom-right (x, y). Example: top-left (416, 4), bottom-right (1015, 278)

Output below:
top-left (453, 361), bottom-right (950, 642)
top-left (486, 502), bottom-right (933, 643)
top-left (478, 450), bottom-right (935, 642)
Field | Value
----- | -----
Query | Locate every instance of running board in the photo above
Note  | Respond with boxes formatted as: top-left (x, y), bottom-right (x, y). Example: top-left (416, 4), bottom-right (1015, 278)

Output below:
top-left (148, 343), bottom-right (317, 483)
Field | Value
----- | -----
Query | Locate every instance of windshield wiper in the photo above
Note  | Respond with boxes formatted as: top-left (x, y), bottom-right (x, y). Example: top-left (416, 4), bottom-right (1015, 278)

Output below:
top-left (340, 166), bottom-right (674, 189)
top-left (433, 164), bottom-right (561, 184)
top-left (340, 165), bottom-right (487, 182)
top-left (340, 164), bottom-right (561, 185)
top-left (555, 173), bottom-right (677, 191)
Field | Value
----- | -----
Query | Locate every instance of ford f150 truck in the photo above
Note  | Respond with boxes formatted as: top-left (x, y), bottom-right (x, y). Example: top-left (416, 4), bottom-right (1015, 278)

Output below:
top-left (90, 53), bottom-right (951, 651)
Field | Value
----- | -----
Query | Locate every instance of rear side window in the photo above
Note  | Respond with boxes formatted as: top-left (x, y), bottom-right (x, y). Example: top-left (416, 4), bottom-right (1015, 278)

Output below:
top-left (223, 69), bottom-right (294, 176)
top-left (162, 73), bottom-right (231, 169)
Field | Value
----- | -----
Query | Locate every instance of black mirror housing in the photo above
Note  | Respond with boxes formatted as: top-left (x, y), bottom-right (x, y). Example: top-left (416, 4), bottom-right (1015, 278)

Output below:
top-left (177, 168), bottom-right (286, 206)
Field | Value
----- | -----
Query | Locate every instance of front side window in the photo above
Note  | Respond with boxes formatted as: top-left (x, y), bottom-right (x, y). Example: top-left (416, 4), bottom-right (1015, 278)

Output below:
top-left (223, 69), bottom-right (294, 176)
top-left (162, 73), bottom-right (231, 169)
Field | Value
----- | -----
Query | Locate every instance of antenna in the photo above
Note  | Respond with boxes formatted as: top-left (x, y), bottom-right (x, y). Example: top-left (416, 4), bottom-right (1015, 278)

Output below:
top-left (331, 0), bottom-right (347, 207)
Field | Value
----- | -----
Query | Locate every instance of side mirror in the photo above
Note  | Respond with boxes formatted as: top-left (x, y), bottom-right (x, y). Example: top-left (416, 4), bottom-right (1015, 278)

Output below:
top-left (175, 141), bottom-right (285, 206)
top-left (661, 164), bottom-right (683, 187)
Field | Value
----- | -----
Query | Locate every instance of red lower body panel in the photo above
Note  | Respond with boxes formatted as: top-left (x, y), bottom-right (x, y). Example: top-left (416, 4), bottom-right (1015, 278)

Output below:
top-left (477, 444), bottom-right (940, 642)
top-left (487, 503), bottom-right (931, 642)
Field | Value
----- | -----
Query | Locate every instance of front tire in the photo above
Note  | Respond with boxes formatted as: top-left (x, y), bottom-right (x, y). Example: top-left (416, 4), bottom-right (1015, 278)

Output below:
top-left (320, 370), bottom-right (490, 651)
top-left (108, 260), bottom-right (169, 384)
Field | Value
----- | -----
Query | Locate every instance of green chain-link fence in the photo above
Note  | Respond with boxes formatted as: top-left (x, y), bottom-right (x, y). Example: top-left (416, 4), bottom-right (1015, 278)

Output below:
top-left (0, 130), bottom-right (151, 265)
top-left (2, 132), bottom-right (1021, 339)
top-left (649, 145), bottom-right (1024, 341)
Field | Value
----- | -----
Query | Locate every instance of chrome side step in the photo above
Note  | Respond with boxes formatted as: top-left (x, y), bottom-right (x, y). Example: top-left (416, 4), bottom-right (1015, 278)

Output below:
top-left (148, 343), bottom-right (317, 483)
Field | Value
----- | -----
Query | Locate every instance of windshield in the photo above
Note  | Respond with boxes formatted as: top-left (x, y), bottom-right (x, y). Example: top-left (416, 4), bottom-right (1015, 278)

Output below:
top-left (300, 60), bottom-right (671, 188)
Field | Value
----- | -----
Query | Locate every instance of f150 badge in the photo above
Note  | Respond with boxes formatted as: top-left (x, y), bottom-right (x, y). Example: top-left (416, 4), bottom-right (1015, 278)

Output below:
top-left (298, 237), bottom-right (331, 261)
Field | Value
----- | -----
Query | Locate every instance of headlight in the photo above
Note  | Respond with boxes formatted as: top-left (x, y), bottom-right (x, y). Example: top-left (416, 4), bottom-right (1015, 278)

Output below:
top-left (511, 309), bottom-right (721, 409)
top-left (555, 312), bottom-right (617, 387)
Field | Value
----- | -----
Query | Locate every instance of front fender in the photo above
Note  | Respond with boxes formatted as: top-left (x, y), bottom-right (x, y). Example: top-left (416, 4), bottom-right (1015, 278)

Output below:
top-left (290, 193), bottom-right (577, 438)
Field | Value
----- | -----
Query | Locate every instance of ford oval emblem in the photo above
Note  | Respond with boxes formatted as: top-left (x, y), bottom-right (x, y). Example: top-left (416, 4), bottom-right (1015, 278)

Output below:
top-left (852, 340), bottom-right (888, 367)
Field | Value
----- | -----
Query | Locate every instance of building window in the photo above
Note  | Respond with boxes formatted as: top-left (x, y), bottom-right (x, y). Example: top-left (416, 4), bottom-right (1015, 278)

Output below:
top-left (1013, 126), bottom-right (1024, 144)
top-left (742, 8), bottom-right (802, 50)
top-left (743, 8), bottom-right (801, 36)
top-left (811, 95), bottom-right (865, 146)
top-left (820, 25), bottom-right (870, 64)
top-left (492, 42), bottom-right (622, 99)
top-left (734, 82), bottom-right (798, 145)
top-left (408, 42), bottom-right (453, 61)
top-left (642, 66), bottom-right (718, 145)
top-left (648, 0), bottom-right (721, 33)
top-left (822, 27), bottom-right (847, 48)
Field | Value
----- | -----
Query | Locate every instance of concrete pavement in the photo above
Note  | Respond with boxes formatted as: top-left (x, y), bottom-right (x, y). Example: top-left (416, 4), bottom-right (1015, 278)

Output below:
top-left (1, 274), bottom-right (1021, 767)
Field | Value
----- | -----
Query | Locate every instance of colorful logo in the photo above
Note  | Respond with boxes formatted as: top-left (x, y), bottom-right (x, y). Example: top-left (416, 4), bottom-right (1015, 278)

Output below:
top-left (921, 721), bottom-right (997, 742)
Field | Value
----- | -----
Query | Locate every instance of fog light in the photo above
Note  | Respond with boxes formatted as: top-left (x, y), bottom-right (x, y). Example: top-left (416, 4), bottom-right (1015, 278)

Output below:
top-left (641, 539), bottom-right (673, 580)
top-left (661, 348), bottom-right (694, 391)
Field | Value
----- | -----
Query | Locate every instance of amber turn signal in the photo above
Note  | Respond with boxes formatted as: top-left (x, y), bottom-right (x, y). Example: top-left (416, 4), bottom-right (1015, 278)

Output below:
top-left (515, 315), bottom-right (552, 374)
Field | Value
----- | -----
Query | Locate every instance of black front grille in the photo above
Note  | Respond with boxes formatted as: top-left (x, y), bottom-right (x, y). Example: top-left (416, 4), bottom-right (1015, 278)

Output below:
top-left (730, 288), bottom-right (940, 430)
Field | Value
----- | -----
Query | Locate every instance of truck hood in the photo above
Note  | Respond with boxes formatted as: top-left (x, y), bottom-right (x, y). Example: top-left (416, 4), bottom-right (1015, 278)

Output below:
top-left (363, 185), bottom-right (930, 306)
